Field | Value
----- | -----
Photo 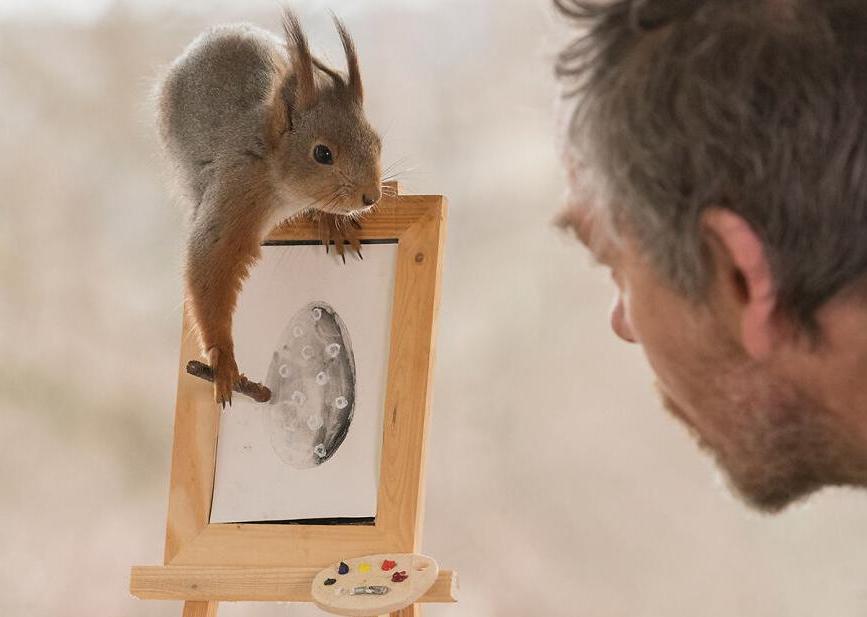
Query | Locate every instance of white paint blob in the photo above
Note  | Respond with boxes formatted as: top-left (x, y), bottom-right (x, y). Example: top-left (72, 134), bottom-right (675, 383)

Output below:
top-left (312, 307), bottom-right (323, 321)
top-left (278, 364), bottom-right (290, 378)
top-left (291, 390), bottom-right (306, 405)
top-left (316, 371), bottom-right (329, 385)
top-left (326, 343), bottom-right (341, 358)
top-left (293, 326), bottom-right (304, 337)
top-left (307, 414), bottom-right (324, 431)
top-left (335, 396), bottom-right (348, 410)
top-left (314, 444), bottom-right (327, 458)
top-left (301, 345), bottom-right (314, 360)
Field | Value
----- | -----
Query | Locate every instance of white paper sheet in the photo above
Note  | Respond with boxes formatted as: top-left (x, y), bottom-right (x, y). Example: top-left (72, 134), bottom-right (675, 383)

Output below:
top-left (209, 242), bottom-right (397, 523)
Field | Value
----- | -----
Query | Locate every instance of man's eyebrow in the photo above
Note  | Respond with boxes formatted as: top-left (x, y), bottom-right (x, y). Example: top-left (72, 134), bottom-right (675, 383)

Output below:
top-left (555, 205), bottom-right (611, 264)
top-left (555, 205), bottom-right (593, 248)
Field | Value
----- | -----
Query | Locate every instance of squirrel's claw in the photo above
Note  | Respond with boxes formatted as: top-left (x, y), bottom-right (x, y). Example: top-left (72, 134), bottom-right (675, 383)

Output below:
top-left (333, 234), bottom-right (347, 260)
top-left (312, 211), bottom-right (363, 263)
top-left (346, 227), bottom-right (362, 258)
top-left (208, 346), bottom-right (240, 409)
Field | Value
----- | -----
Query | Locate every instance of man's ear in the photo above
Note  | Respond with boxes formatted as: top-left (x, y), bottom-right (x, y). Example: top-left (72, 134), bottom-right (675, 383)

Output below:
top-left (701, 208), bottom-right (777, 359)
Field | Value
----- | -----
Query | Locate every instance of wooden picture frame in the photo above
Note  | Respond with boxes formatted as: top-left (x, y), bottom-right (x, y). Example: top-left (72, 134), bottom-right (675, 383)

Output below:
top-left (130, 185), bottom-right (456, 617)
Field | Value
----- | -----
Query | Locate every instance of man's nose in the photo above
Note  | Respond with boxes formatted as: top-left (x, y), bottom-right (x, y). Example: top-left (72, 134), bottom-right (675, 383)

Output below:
top-left (610, 293), bottom-right (637, 343)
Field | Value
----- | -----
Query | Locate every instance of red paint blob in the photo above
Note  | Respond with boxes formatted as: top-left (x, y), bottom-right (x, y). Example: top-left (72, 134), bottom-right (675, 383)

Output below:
top-left (381, 559), bottom-right (397, 571)
top-left (391, 570), bottom-right (409, 583)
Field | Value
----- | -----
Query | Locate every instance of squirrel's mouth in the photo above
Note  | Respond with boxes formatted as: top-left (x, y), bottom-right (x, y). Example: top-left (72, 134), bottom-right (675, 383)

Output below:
top-left (310, 180), bottom-right (382, 216)
top-left (320, 200), bottom-right (377, 217)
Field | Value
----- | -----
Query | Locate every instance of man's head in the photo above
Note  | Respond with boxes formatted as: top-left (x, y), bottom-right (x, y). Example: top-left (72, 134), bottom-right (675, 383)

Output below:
top-left (555, 0), bottom-right (867, 511)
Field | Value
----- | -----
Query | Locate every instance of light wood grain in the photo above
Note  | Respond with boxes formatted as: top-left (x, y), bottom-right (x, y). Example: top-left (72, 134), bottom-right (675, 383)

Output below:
top-left (268, 197), bottom-right (439, 243)
top-left (375, 202), bottom-right (446, 550)
top-left (182, 601), bottom-right (218, 617)
top-left (164, 313), bottom-right (221, 563)
top-left (169, 523), bottom-right (391, 567)
top-left (130, 566), bottom-right (458, 603)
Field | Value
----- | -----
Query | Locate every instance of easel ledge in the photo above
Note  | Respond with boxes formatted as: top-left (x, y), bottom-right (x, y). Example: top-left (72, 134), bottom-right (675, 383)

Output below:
top-left (129, 566), bottom-right (458, 603)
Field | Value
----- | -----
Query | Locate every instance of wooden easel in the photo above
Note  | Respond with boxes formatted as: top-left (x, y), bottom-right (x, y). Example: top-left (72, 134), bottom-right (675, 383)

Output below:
top-left (130, 185), bottom-right (456, 616)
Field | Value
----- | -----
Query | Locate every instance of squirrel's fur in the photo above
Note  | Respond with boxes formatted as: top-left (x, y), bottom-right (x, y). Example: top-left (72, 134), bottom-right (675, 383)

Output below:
top-left (157, 11), bottom-right (381, 405)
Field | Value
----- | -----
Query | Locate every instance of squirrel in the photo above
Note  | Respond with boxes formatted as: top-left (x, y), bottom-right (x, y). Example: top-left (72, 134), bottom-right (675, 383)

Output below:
top-left (157, 9), bottom-right (382, 407)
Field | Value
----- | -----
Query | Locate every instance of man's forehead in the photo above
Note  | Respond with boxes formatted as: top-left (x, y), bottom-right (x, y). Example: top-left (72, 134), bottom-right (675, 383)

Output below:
top-left (558, 147), bottom-right (625, 259)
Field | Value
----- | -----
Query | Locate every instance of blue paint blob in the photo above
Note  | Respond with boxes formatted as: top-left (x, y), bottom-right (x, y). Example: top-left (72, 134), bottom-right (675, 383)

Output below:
top-left (338, 562), bottom-right (350, 575)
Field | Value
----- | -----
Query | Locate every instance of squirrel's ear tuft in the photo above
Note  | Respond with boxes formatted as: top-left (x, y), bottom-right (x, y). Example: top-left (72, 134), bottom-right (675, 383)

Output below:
top-left (283, 8), bottom-right (317, 109)
top-left (331, 13), bottom-right (363, 104)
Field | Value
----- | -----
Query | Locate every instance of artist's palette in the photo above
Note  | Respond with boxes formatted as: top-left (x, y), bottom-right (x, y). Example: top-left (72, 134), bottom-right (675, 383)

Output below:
top-left (311, 553), bottom-right (439, 616)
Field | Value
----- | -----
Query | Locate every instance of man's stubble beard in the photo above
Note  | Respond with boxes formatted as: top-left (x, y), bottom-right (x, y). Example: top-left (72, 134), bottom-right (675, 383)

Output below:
top-left (657, 362), bottom-right (867, 513)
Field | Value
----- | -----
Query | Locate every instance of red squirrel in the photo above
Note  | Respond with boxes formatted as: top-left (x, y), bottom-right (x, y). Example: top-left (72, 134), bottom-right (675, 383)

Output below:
top-left (157, 10), bottom-right (382, 406)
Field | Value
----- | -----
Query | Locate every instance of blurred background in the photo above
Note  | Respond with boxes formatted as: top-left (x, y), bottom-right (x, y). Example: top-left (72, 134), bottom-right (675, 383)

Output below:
top-left (3, 0), bottom-right (867, 616)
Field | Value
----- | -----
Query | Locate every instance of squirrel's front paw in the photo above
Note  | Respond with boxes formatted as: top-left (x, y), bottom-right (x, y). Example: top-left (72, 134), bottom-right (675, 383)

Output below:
top-left (313, 212), bottom-right (363, 262)
top-left (207, 346), bottom-right (240, 408)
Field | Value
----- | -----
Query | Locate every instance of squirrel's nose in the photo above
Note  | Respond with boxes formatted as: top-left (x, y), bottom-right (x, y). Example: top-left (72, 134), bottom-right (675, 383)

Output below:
top-left (362, 189), bottom-right (380, 207)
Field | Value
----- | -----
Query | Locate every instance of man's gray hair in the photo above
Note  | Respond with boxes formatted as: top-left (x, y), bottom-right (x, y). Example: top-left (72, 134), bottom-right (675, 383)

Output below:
top-left (556, 0), bottom-right (867, 329)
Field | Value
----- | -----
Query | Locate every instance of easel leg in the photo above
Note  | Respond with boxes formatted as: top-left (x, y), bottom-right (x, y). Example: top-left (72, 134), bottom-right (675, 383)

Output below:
top-left (182, 600), bottom-right (218, 617)
top-left (388, 603), bottom-right (420, 617)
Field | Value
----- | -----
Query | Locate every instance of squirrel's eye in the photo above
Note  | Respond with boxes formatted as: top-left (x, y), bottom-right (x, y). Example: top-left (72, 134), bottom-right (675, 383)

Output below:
top-left (313, 144), bottom-right (333, 165)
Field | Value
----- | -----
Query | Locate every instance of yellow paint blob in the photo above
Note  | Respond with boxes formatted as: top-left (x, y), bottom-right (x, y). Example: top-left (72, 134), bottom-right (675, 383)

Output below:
top-left (358, 562), bottom-right (371, 573)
